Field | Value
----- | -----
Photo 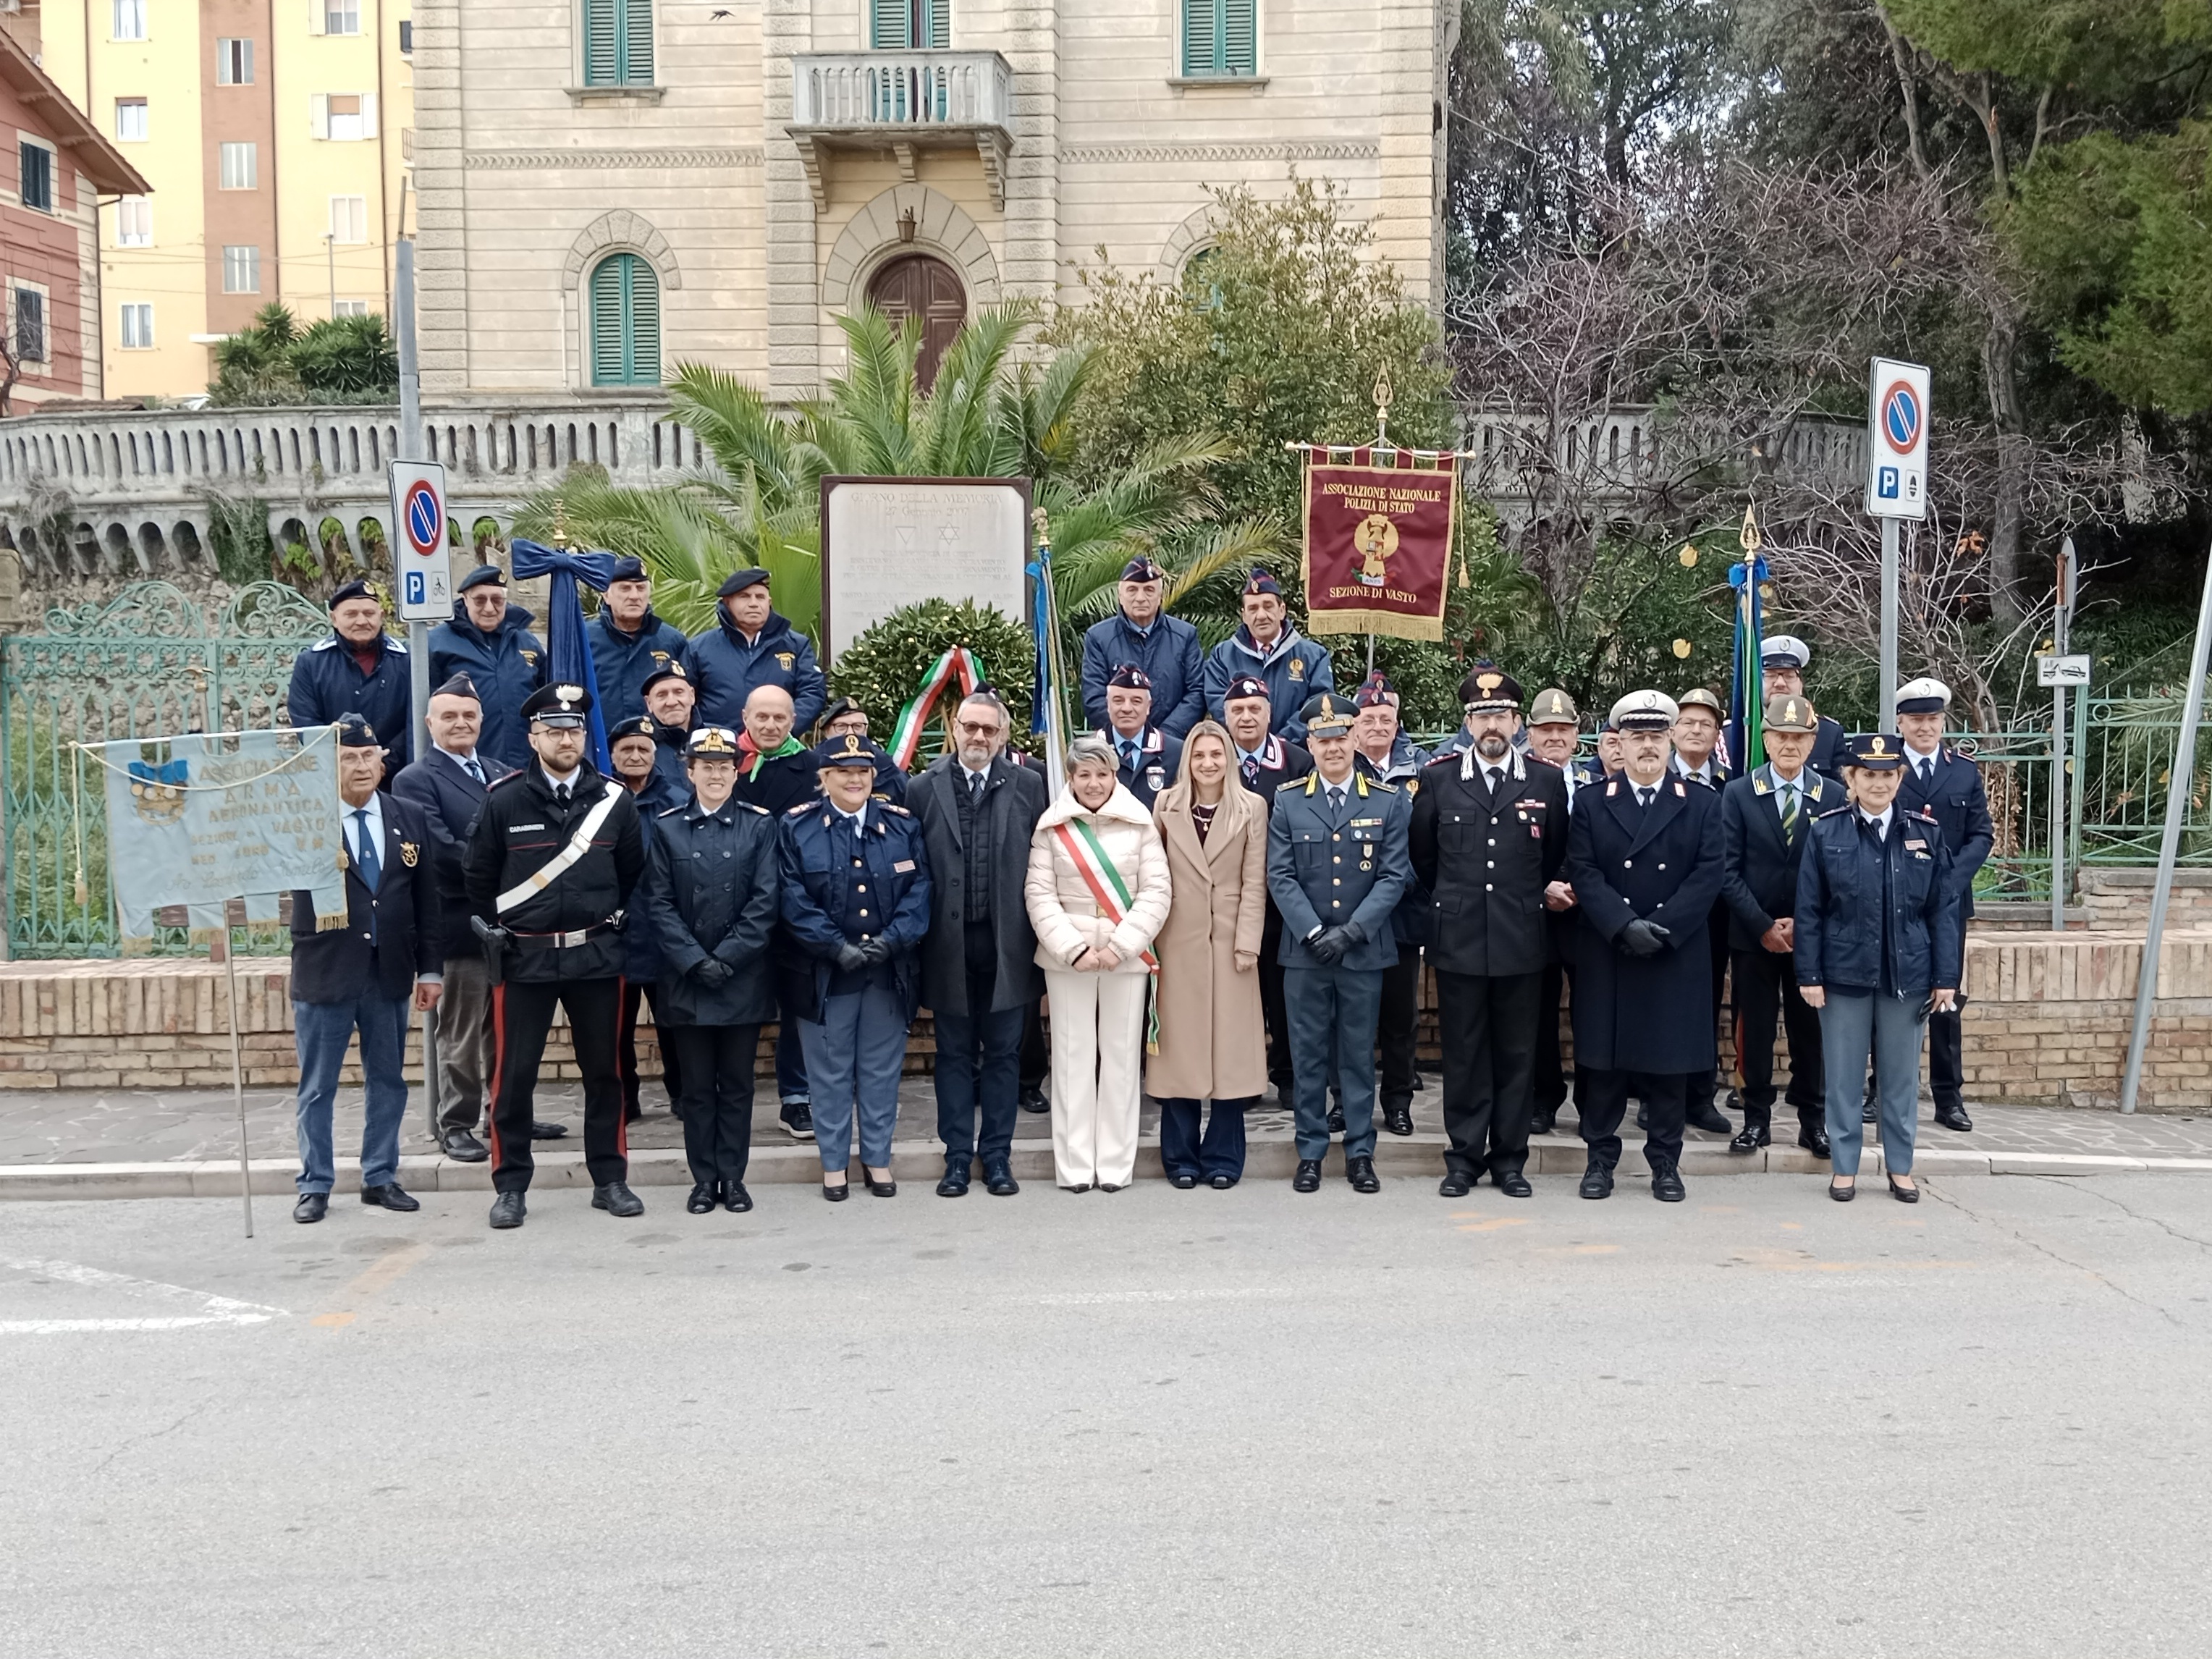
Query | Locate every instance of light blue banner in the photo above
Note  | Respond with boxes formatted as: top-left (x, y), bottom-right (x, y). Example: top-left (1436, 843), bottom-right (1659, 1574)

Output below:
top-left (94, 726), bottom-right (348, 949)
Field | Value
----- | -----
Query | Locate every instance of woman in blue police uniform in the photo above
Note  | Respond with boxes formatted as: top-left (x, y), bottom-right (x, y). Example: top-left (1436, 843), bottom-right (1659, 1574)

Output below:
top-left (778, 733), bottom-right (932, 1200)
top-left (1795, 733), bottom-right (1963, 1202)
top-left (643, 726), bottom-right (782, 1215)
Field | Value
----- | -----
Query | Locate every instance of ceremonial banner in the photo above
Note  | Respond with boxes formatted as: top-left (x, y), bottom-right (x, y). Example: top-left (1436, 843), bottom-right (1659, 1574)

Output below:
top-left (1299, 450), bottom-right (1459, 641)
top-left (90, 726), bottom-right (347, 950)
top-left (512, 538), bottom-right (615, 772)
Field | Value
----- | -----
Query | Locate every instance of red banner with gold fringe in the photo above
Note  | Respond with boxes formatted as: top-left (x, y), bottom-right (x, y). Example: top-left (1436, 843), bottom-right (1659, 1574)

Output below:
top-left (1299, 449), bottom-right (1459, 641)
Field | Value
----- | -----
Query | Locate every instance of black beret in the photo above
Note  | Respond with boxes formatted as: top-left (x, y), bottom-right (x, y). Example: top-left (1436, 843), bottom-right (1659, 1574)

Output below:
top-left (431, 672), bottom-right (480, 702)
top-left (607, 556), bottom-right (649, 583)
top-left (717, 567), bottom-right (771, 598)
top-left (335, 712), bottom-right (380, 748)
top-left (458, 565), bottom-right (506, 593)
top-left (641, 660), bottom-right (691, 695)
top-left (329, 578), bottom-right (378, 610)
top-left (819, 696), bottom-right (859, 729)
top-left (607, 715), bottom-right (655, 744)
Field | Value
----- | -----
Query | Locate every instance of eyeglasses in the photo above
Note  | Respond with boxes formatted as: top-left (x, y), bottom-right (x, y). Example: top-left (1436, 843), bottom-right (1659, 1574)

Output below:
top-left (954, 720), bottom-right (1002, 736)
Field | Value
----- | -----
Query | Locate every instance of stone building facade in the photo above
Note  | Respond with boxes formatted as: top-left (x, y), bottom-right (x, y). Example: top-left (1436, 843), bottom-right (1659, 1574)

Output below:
top-left (409, 0), bottom-right (1449, 397)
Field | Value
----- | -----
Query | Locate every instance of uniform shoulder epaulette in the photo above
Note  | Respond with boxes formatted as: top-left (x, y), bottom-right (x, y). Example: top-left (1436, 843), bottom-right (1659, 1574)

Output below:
top-left (784, 800), bottom-right (815, 816)
top-left (1421, 749), bottom-right (1459, 768)
top-left (657, 803), bottom-right (686, 818)
top-left (740, 801), bottom-right (771, 816)
top-left (310, 636), bottom-right (339, 651)
top-left (1276, 775), bottom-right (1305, 790)
top-left (880, 802), bottom-right (912, 816)
top-left (1367, 780), bottom-right (1399, 794)
top-left (1918, 803), bottom-right (1936, 819)
top-left (486, 769), bottom-right (527, 790)
top-left (1814, 803), bottom-right (1853, 819)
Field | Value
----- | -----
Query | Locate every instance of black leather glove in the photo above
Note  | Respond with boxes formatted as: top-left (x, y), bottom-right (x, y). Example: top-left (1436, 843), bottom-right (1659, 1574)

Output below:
top-left (693, 957), bottom-right (734, 987)
top-left (1619, 917), bottom-right (1670, 958)
top-left (856, 937), bottom-right (893, 967)
top-left (1338, 920), bottom-right (1367, 949)
top-left (1306, 926), bottom-right (1348, 964)
top-left (834, 942), bottom-right (870, 974)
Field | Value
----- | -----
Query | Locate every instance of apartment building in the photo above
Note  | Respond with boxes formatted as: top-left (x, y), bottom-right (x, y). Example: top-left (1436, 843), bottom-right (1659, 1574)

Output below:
top-left (25, 0), bottom-right (413, 397)
top-left (412, 0), bottom-right (1449, 397)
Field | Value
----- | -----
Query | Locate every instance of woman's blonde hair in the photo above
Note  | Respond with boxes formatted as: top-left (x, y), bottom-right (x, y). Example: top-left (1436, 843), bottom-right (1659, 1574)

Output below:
top-left (1066, 732), bottom-right (1119, 776)
top-left (1155, 719), bottom-right (1256, 839)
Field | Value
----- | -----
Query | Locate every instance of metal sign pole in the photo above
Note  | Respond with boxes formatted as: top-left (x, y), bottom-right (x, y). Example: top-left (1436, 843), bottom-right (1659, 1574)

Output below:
top-left (394, 238), bottom-right (442, 1144)
top-left (216, 903), bottom-right (253, 1237)
top-left (1879, 517), bottom-right (1900, 732)
top-left (2119, 540), bottom-right (2212, 1114)
top-left (2051, 538), bottom-right (2074, 932)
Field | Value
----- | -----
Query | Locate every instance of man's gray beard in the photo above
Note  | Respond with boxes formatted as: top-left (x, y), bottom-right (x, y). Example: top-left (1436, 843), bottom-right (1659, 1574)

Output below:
top-left (958, 742), bottom-right (996, 770)
top-left (1475, 733), bottom-right (1511, 759)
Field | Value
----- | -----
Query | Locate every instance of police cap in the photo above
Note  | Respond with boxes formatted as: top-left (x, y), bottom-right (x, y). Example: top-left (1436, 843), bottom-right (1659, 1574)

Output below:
top-left (1844, 732), bottom-right (1907, 770)
top-left (1610, 690), bottom-right (1680, 732)
top-left (523, 682), bottom-right (594, 728)
top-left (815, 731), bottom-right (879, 769)
top-left (1896, 677), bottom-right (1951, 714)
top-left (686, 725), bottom-right (742, 758)
top-left (1761, 634), bottom-right (1811, 671)
top-left (1459, 665), bottom-right (1523, 713)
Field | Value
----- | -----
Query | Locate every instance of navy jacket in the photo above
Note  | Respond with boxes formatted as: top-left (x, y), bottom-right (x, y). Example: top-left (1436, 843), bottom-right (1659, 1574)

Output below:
top-left (288, 790), bottom-right (441, 1004)
top-left (1718, 764), bottom-right (1839, 953)
top-left (1795, 804), bottom-right (1962, 999)
top-left (1266, 770), bottom-right (1413, 971)
top-left (463, 763), bottom-right (646, 984)
top-left (622, 770), bottom-right (686, 982)
top-left (389, 746), bottom-right (511, 962)
top-left (643, 795), bottom-right (782, 1026)
top-left (777, 800), bottom-right (932, 1022)
top-left (287, 630), bottom-right (415, 770)
top-left (587, 608), bottom-right (691, 727)
top-left (650, 718), bottom-right (694, 795)
top-left (1080, 611), bottom-right (1206, 738)
top-left (1202, 626), bottom-right (1335, 738)
top-left (1895, 744), bottom-right (1993, 919)
top-left (427, 604), bottom-right (546, 774)
top-left (733, 745), bottom-right (821, 819)
top-left (1102, 725), bottom-right (1183, 811)
top-left (689, 607), bottom-right (825, 733)
top-left (1357, 738), bottom-right (1435, 945)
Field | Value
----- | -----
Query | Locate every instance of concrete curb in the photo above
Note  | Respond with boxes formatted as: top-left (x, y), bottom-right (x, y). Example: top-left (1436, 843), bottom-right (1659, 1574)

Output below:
top-left (4, 1133), bottom-right (2209, 1201)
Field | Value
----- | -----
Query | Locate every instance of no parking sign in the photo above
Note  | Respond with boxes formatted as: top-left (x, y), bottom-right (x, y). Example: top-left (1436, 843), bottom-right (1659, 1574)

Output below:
top-left (388, 460), bottom-right (451, 621)
top-left (1864, 358), bottom-right (1930, 520)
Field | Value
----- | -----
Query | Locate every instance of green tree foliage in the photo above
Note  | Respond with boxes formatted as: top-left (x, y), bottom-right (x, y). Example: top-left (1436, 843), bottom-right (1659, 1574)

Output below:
top-left (208, 305), bottom-right (398, 405)
top-left (823, 599), bottom-right (1036, 751)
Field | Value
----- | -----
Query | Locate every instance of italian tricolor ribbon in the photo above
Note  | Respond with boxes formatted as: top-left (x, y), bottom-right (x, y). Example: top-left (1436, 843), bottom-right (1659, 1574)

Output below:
top-left (888, 646), bottom-right (985, 772)
top-left (1056, 816), bottom-right (1160, 1054)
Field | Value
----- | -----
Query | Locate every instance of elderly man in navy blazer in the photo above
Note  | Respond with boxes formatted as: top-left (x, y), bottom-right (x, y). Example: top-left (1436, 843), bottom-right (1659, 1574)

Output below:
top-left (287, 714), bottom-right (443, 1223)
top-left (1080, 555), bottom-right (1206, 738)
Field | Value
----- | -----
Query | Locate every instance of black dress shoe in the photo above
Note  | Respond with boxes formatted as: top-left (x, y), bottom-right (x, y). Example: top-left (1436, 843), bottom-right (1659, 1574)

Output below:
top-left (724, 1183), bottom-right (751, 1212)
top-left (1579, 1166), bottom-right (1614, 1200)
top-left (623, 1106), bottom-right (643, 1125)
top-left (1829, 1178), bottom-right (1856, 1202)
top-left (822, 1177), bottom-right (850, 1202)
top-left (1888, 1173), bottom-right (1921, 1203)
top-left (1650, 1163), bottom-right (1686, 1202)
top-left (292, 1192), bottom-right (328, 1224)
top-left (1346, 1155), bottom-right (1380, 1194)
top-left (1798, 1127), bottom-right (1833, 1159)
top-left (1209, 1173), bottom-right (1236, 1190)
top-left (864, 1169), bottom-right (897, 1197)
top-left (1685, 1101), bottom-right (1733, 1135)
top-left (782, 1105), bottom-right (816, 1139)
top-left (1438, 1168), bottom-right (1474, 1198)
top-left (1170, 1172), bottom-right (1199, 1189)
top-left (1728, 1124), bottom-right (1770, 1155)
top-left (984, 1161), bottom-right (1020, 1196)
top-left (439, 1128), bottom-right (489, 1162)
top-left (936, 1167), bottom-right (971, 1197)
top-left (529, 1120), bottom-right (567, 1140)
top-left (360, 1182), bottom-right (420, 1212)
top-left (489, 1191), bottom-right (526, 1228)
top-left (1862, 1097), bottom-right (1879, 1124)
top-left (1292, 1158), bottom-right (1323, 1193)
top-left (1634, 1102), bottom-right (1649, 1130)
top-left (1933, 1102), bottom-right (1972, 1132)
top-left (1326, 1105), bottom-right (1347, 1136)
top-left (1529, 1109), bottom-right (1558, 1136)
top-left (1383, 1104), bottom-right (1415, 1137)
top-left (1019, 1085), bottom-right (1050, 1115)
top-left (686, 1183), bottom-right (718, 1215)
top-left (1724, 1087), bottom-right (1744, 1113)
top-left (1495, 1170), bottom-right (1533, 1198)
top-left (591, 1181), bottom-right (645, 1217)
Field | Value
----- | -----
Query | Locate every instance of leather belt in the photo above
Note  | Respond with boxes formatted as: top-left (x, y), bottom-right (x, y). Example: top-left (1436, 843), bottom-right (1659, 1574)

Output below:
top-left (511, 921), bottom-right (615, 950)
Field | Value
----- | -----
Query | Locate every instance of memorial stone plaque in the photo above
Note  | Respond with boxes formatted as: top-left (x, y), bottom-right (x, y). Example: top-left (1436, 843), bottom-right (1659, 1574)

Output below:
top-left (821, 476), bottom-right (1032, 660)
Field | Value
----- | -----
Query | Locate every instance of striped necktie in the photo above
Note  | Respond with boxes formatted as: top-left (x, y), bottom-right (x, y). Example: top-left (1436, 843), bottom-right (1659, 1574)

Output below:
top-left (1779, 778), bottom-right (1800, 843)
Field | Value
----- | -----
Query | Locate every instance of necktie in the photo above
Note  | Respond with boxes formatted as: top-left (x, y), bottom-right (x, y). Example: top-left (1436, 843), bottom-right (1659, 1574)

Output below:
top-left (465, 757), bottom-right (484, 785)
top-left (1485, 766), bottom-right (1503, 795)
top-left (353, 809), bottom-right (380, 893)
top-left (1919, 759), bottom-right (1933, 785)
top-left (1122, 740), bottom-right (1139, 772)
top-left (1637, 787), bottom-right (1654, 809)
top-left (1779, 781), bottom-right (1799, 842)
top-left (969, 770), bottom-right (985, 805)
top-left (1328, 786), bottom-right (1346, 814)
top-left (1242, 755), bottom-right (1259, 785)
top-left (555, 782), bottom-right (571, 805)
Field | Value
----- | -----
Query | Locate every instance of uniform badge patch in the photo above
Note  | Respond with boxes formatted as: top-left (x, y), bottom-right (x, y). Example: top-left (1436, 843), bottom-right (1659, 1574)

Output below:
top-left (399, 840), bottom-right (419, 867)
top-left (893, 859), bottom-right (916, 872)
top-left (776, 651), bottom-right (795, 670)
top-left (1288, 659), bottom-right (1306, 680)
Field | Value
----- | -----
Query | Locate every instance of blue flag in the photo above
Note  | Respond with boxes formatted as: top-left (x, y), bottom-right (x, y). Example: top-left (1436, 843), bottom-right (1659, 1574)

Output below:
top-left (512, 539), bottom-right (617, 773)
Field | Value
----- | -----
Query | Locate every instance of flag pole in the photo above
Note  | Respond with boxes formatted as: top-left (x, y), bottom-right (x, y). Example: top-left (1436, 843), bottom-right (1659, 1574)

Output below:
top-left (215, 900), bottom-right (253, 1238)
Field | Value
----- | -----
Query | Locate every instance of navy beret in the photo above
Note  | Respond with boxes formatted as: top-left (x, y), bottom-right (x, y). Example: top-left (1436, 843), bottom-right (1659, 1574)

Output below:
top-left (607, 556), bottom-right (649, 583)
top-left (458, 565), bottom-right (506, 594)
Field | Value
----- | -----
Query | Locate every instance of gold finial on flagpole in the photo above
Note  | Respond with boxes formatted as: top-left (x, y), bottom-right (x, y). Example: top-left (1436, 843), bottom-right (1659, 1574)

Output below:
top-left (551, 494), bottom-right (569, 552)
top-left (1740, 502), bottom-right (1762, 558)
top-left (1372, 363), bottom-right (1394, 447)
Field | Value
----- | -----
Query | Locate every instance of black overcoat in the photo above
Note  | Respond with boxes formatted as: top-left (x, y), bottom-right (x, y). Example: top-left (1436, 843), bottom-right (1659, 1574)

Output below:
top-left (389, 748), bottom-right (512, 961)
top-left (641, 796), bottom-right (781, 1026)
top-left (905, 754), bottom-right (1047, 1018)
top-left (1409, 748), bottom-right (1569, 979)
top-left (1564, 774), bottom-right (1726, 1074)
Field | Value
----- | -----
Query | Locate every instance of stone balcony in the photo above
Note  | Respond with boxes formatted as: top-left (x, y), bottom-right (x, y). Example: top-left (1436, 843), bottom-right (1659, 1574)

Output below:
top-left (0, 394), bottom-right (698, 585)
top-left (788, 49), bottom-right (1016, 209)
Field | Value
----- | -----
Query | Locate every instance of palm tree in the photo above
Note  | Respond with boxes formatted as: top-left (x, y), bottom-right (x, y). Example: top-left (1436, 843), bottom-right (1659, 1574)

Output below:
top-left (510, 305), bottom-right (1282, 648)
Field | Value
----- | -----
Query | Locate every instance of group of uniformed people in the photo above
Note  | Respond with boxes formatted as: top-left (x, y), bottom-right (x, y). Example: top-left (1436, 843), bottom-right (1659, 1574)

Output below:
top-left (281, 553), bottom-right (1991, 1224)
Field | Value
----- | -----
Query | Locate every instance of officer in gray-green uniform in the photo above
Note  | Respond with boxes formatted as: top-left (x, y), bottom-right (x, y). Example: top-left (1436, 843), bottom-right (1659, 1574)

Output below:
top-left (1266, 691), bottom-right (1414, 1195)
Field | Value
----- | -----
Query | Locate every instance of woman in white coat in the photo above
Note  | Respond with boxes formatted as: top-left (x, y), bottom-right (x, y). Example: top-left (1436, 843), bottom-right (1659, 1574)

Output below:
top-left (1026, 733), bottom-right (1173, 1191)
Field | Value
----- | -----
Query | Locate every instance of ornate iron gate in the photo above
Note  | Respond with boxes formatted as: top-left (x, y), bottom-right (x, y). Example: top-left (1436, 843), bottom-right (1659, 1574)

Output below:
top-left (2, 581), bottom-right (329, 957)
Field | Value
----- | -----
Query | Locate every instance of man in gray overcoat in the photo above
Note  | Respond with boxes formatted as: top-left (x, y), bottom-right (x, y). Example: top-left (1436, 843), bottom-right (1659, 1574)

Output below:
top-left (908, 690), bottom-right (1050, 1197)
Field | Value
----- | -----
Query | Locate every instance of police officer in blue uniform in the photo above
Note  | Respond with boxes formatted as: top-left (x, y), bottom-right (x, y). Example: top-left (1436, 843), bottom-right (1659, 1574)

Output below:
top-left (1267, 691), bottom-right (1414, 1194)
top-left (1565, 690), bottom-right (1728, 1203)
top-left (588, 554), bottom-right (693, 725)
top-left (428, 565), bottom-right (547, 774)
top-left (819, 698), bottom-right (910, 805)
top-left (1080, 555), bottom-right (1207, 738)
top-left (641, 725), bottom-right (782, 1215)
top-left (1098, 663), bottom-right (1183, 811)
top-left (1202, 570), bottom-right (1335, 739)
top-left (287, 578), bottom-right (415, 770)
top-left (778, 733), bottom-right (933, 1200)
top-left (691, 566), bottom-right (827, 733)
top-left (1894, 676), bottom-right (1993, 1131)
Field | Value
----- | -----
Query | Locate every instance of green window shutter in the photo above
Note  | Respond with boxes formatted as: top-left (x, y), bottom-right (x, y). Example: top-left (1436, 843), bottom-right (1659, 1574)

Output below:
top-left (871, 0), bottom-right (909, 48)
top-left (1181, 0), bottom-right (1214, 75)
top-left (582, 0), bottom-right (616, 85)
top-left (920, 0), bottom-right (947, 48)
top-left (627, 258), bottom-right (661, 384)
top-left (1222, 0), bottom-right (1254, 75)
top-left (621, 0), bottom-right (652, 82)
top-left (590, 257), bottom-right (625, 384)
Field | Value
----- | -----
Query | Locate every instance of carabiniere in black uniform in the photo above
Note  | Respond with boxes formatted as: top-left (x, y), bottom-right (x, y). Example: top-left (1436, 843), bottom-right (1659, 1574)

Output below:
top-left (465, 681), bottom-right (646, 1228)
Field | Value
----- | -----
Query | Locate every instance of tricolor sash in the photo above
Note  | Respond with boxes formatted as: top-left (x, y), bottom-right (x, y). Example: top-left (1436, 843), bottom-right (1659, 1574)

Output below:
top-left (1055, 816), bottom-right (1160, 1052)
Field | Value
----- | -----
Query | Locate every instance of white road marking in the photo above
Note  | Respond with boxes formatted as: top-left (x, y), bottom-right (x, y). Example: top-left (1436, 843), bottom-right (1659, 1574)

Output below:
top-left (1031, 1287), bottom-right (1294, 1306)
top-left (0, 1257), bottom-right (288, 1335)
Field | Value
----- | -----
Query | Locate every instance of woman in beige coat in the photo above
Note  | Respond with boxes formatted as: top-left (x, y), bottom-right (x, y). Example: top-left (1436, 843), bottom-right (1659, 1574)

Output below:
top-left (1026, 734), bottom-right (1172, 1191)
top-left (1146, 721), bottom-right (1267, 1188)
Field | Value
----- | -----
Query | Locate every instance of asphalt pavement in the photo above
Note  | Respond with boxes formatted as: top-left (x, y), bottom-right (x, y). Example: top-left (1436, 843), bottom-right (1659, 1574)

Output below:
top-left (2, 1174), bottom-right (2207, 1658)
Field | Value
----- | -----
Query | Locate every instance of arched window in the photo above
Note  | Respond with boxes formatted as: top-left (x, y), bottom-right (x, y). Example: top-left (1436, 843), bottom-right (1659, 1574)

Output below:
top-left (589, 253), bottom-right (660, 386)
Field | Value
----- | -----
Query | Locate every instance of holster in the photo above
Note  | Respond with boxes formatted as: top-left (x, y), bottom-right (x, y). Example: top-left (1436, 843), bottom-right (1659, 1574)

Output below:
top-left (470, 914), bottom-right (509, 987)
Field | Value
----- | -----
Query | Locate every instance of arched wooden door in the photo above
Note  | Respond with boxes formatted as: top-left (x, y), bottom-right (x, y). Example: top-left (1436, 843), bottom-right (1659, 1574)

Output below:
top-left (866, 254), bottom-right (966, 392)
